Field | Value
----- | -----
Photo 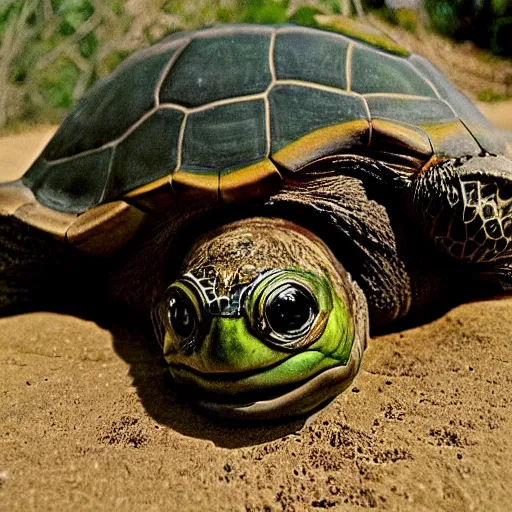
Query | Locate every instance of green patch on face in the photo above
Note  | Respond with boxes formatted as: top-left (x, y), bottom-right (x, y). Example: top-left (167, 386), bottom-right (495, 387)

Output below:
top-left (171, 349), bottom-right (342, 396)
top-left (162, 269), bottom-right (355, 398)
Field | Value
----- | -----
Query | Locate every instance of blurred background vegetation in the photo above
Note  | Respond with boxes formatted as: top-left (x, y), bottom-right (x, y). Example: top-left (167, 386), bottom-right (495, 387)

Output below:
top-left (0, 0), bottom-right (511, 128)
top-left (423, 0), bottom-right (512, 56)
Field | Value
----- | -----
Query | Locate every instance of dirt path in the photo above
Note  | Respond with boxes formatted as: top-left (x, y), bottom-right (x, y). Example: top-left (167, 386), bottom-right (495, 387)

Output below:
top-left (0, 125), bottom-right (57, 181)
top-left (1, 109), bottom-right (512, 511)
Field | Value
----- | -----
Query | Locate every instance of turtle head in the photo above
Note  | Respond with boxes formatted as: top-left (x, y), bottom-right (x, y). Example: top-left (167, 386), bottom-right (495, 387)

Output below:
top-left (153, 217), bottom-right (367, 421)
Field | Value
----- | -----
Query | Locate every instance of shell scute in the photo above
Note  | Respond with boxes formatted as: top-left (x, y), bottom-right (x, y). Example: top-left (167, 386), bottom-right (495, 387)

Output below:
top-left (365, 95), bottom-right (455, 125)
top-left (422, 121), bottom-right (481, 158)
top-left (159, 34), bottom-right (272, 108)
top-left (274, 29), bottom-right (349, 90)
top-left (351, 46), bottom-right (437, 97)
top-left (269, 84), bottom-right (369, 168)
top-left (181, 99), bottom-right (267, 173)
top-left (408, 54), bottom-right (506, 154)
top-left (40, 42), bottom-right (185, 161)
top-left (365, 90), bottom-right (483, 158)
top-left (32, 148), bottom-right (112, 214)
top-left (105, 108), bottom-right (184, 200)
top-left (66, 201), bottom-right (146, 256)
top-left (370, 119), bottom-right (432, 161)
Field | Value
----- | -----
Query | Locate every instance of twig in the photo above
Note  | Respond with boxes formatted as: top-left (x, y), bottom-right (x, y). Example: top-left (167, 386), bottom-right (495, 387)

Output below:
top-left (352, 0), bottom-right (366, 18)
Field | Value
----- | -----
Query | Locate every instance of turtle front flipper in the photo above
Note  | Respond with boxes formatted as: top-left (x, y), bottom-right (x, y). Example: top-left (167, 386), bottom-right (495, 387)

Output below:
top-left (0, 215), bottom-right (99, 316)
top-left (411, 155), bottom-right (512, 264)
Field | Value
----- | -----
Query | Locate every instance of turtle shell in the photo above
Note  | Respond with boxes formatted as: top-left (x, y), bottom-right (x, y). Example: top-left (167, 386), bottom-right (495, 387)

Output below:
top-left (2, 23), bottom-right (507, 255)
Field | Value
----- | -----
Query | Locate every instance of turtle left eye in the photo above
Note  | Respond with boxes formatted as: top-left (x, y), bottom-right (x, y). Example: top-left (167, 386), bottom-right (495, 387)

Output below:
top-left (265, 285), bottom-right (318, 336)
top-left (244, 270), bottom-right (330, 351)
top-left (260, 283), bottom-right (320, 350)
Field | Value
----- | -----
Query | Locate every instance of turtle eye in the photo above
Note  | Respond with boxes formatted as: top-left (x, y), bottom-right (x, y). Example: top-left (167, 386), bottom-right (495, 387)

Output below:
top-left (246, 270), bottom-right (330, 351)
top-left (265, 284), bottom-right (318, 338)
top-left (160, 286), bottom-right (203, 354)
top-left (168, 292), bottom-right (197, 340)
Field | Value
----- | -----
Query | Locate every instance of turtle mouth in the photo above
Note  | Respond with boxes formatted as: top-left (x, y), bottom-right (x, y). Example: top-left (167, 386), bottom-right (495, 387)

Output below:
top-left (168, 350), bottom-right (361, 421)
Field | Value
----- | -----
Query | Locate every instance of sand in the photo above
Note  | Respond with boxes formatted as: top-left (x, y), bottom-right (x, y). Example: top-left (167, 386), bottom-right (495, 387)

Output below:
top-left (1, 117), bottom-right (512, 511)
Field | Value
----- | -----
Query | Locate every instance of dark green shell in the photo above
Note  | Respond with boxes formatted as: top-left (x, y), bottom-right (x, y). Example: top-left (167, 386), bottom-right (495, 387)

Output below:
top-left (22, 24), bottom-right (506, 214)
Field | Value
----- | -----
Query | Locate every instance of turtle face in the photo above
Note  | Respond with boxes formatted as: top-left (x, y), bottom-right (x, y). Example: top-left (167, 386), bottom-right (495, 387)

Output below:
top-left (152, 218), bottom-right (367, 420)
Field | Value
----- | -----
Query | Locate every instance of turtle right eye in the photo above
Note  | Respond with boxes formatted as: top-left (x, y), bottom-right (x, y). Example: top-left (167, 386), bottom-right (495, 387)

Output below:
top-left (168, 293), bottom-right (197, 340)
top-left (162, 287), bottom-right (203, 353)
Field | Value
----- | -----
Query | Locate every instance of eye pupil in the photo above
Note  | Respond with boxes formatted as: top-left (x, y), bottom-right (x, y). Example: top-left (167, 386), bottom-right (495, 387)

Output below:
top-left (168, 295), bottom-right (196, 338)
top-left (265, 286), bottom-right (317, 335)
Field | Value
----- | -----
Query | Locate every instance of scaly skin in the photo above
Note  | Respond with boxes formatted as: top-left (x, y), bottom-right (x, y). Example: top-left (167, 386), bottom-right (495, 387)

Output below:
top-left (412, 155), bottom-right (512, 264)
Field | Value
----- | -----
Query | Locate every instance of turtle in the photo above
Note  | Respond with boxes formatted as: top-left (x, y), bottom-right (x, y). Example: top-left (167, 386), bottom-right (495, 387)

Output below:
top-left (1, 22), bottom-right (512, 421)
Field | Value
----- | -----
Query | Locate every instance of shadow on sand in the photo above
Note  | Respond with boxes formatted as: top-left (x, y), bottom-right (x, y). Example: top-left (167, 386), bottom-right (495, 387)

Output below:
top-left (109, 320), bottom-right (307, 448)
top-left (3, 281), bottom-right (491, 449)
top-left (107, 288), bottom-right (483, 448)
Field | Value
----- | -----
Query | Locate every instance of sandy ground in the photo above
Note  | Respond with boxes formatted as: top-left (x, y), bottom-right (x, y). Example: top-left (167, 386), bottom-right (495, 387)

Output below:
top-left (477, 101), bottom-right (512, 136)
top-left (1, 111), bottom-right (512, 511)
